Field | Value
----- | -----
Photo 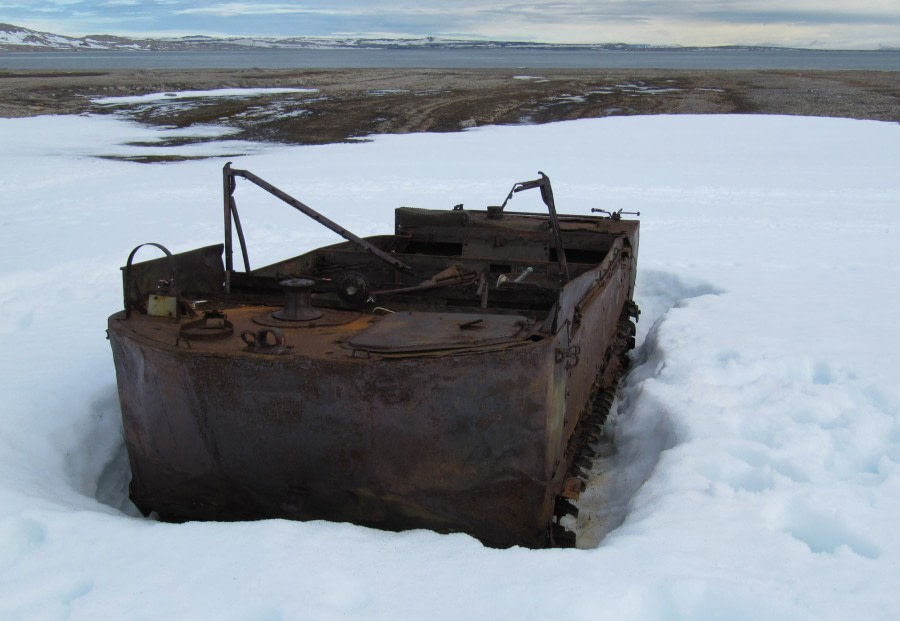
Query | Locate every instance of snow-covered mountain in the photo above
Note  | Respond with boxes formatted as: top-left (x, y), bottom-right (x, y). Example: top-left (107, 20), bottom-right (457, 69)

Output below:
top-left (0, 23), bottom-right (137, 50)
top-left (0, 22), bottom-right (690, 52)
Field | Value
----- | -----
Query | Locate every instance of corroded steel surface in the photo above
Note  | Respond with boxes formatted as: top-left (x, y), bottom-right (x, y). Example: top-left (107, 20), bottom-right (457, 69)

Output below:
top-left (108, 167), bottom-right (639, 548)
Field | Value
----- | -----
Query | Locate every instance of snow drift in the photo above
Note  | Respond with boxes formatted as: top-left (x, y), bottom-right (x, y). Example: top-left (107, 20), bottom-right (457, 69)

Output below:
top-left (0, 110), bottom-right (898, 619)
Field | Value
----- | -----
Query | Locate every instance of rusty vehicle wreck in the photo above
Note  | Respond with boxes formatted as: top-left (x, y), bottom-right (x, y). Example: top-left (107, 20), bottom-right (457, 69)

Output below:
top-left (107, 165), bottom-right (640, 548)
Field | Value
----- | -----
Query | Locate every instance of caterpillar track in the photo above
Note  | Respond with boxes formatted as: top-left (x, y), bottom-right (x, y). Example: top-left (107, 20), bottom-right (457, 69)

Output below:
top-left (551, 306), bottom-right (638, 547)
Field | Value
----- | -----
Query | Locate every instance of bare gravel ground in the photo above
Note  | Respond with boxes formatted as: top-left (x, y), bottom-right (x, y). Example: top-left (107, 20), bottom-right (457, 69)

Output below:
top-left (1, 68), bottom-right (897, 145)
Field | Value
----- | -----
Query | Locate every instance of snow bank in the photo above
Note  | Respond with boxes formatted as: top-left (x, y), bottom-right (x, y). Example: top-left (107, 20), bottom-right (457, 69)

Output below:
top-left (0, 112), bottom-right (898, 619)
top-left (92, 88), bottom-right (318, 105)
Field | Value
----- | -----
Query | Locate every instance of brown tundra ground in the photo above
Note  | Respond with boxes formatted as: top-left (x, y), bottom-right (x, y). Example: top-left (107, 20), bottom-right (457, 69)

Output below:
top-left (1, 68), bottom-right (897, 145)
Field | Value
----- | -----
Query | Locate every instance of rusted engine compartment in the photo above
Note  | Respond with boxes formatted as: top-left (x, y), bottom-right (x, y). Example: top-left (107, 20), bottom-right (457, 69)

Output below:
top-left (108, 166), bottom-right (639, 548)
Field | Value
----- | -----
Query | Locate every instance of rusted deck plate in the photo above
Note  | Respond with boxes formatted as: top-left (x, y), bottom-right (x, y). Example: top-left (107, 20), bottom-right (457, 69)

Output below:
top-left (346, 311), bottom-right (534, 353)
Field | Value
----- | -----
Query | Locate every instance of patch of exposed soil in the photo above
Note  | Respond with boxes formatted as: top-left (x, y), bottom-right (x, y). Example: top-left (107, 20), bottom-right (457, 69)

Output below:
top-left (1, 68), bottom-right (897, 145)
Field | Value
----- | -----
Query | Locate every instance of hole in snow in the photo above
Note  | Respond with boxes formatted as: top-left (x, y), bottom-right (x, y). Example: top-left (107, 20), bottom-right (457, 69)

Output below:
top-left (68, 385), bottom-right (144, 518)
top-left (781, 500), bottom-right (879, 559)
top-left (79, 269), bottom-right (729, 548)
top-left (574, 270), bottom-right (723, 547)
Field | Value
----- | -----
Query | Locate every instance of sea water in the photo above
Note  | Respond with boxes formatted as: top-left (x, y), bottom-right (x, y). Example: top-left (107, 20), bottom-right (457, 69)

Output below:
top-left (2, 47), bottom-right (899, 71)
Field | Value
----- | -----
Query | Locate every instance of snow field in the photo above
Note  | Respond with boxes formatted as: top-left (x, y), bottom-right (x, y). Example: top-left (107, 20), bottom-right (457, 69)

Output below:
top-left (0, 111), bottom-right (898, 619)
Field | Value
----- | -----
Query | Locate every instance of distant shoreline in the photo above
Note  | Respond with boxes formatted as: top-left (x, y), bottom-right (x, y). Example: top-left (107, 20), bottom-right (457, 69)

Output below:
top-left (2, 48), bottom-right (900, 72)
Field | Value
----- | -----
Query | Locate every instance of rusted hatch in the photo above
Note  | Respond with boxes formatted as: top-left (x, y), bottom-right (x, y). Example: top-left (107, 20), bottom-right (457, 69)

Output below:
top-left (346, 311), bottom-right (534, 353)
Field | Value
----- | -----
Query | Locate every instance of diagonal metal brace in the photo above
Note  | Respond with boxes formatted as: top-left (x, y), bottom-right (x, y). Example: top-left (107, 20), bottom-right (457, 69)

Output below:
top-left (223, 163), bottom-right (414, 276)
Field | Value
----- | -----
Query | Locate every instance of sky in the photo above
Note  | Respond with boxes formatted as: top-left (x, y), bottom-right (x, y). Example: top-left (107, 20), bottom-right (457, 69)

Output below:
top-left (2, 0), bottom-right (899, 49)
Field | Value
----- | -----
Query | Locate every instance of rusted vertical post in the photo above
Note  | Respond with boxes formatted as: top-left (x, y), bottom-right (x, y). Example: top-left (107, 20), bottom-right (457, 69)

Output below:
top-left (502, 173), bottom-right (570, 283)
top-left (538, 173), bottom-right (570, 284)
top-left (223, 162), bottom-right (234, 293)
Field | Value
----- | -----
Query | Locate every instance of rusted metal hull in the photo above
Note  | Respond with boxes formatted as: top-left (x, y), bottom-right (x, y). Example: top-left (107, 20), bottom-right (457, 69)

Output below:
top-left (111, 320), bottom-right (556, 547)
top-left (108, 168), bottom-right (639, 547)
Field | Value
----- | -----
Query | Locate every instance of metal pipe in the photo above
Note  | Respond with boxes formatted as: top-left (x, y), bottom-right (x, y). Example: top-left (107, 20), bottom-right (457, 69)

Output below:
top-left (229, 166), bottom-right (414, 275)
top-left (229, 196), bottom-right (251, 272)
top-left (223, 163), bottom-right (234, 292)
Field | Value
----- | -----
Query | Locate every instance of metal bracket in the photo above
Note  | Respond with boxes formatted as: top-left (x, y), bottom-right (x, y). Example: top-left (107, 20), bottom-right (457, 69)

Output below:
top-left (555, 345), bottom-right (581, 369)
top-left (241, 327), bottom-right (293, 355)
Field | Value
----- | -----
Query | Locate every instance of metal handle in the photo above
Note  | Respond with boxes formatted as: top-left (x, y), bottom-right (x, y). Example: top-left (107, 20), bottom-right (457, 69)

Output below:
top-left (124, 242), bottom-right (177, 319)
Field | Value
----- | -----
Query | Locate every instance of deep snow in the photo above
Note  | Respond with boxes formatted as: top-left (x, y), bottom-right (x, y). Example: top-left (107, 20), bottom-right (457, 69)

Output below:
top-left (1, 108), bottom-right (898, 619)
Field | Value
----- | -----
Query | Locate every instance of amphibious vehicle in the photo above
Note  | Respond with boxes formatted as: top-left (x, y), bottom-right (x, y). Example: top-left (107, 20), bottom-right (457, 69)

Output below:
top-left (108, 165), bottom-right (639, 548)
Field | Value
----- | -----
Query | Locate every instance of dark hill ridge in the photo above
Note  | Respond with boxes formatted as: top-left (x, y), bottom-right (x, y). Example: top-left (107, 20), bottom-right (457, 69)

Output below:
top-left (0, 22), bottom-right (794, 52)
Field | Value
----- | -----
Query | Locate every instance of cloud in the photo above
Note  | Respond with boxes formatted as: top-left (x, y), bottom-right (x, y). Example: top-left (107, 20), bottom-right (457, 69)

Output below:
top-left (694, 8), bottom-right (900, 26)
top-left (5, 0), bottom-right (899, 48)
top-left (173, 3), bottom-right (340, 16)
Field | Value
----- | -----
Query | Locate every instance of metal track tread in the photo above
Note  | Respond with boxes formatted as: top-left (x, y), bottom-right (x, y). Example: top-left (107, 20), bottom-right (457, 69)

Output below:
top-left (549, 308), bottom-right (637, 548)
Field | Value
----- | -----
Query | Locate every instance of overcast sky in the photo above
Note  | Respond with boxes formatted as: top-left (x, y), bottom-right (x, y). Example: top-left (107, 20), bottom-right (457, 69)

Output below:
top-left (3, 0), bottom-right (899, 49)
